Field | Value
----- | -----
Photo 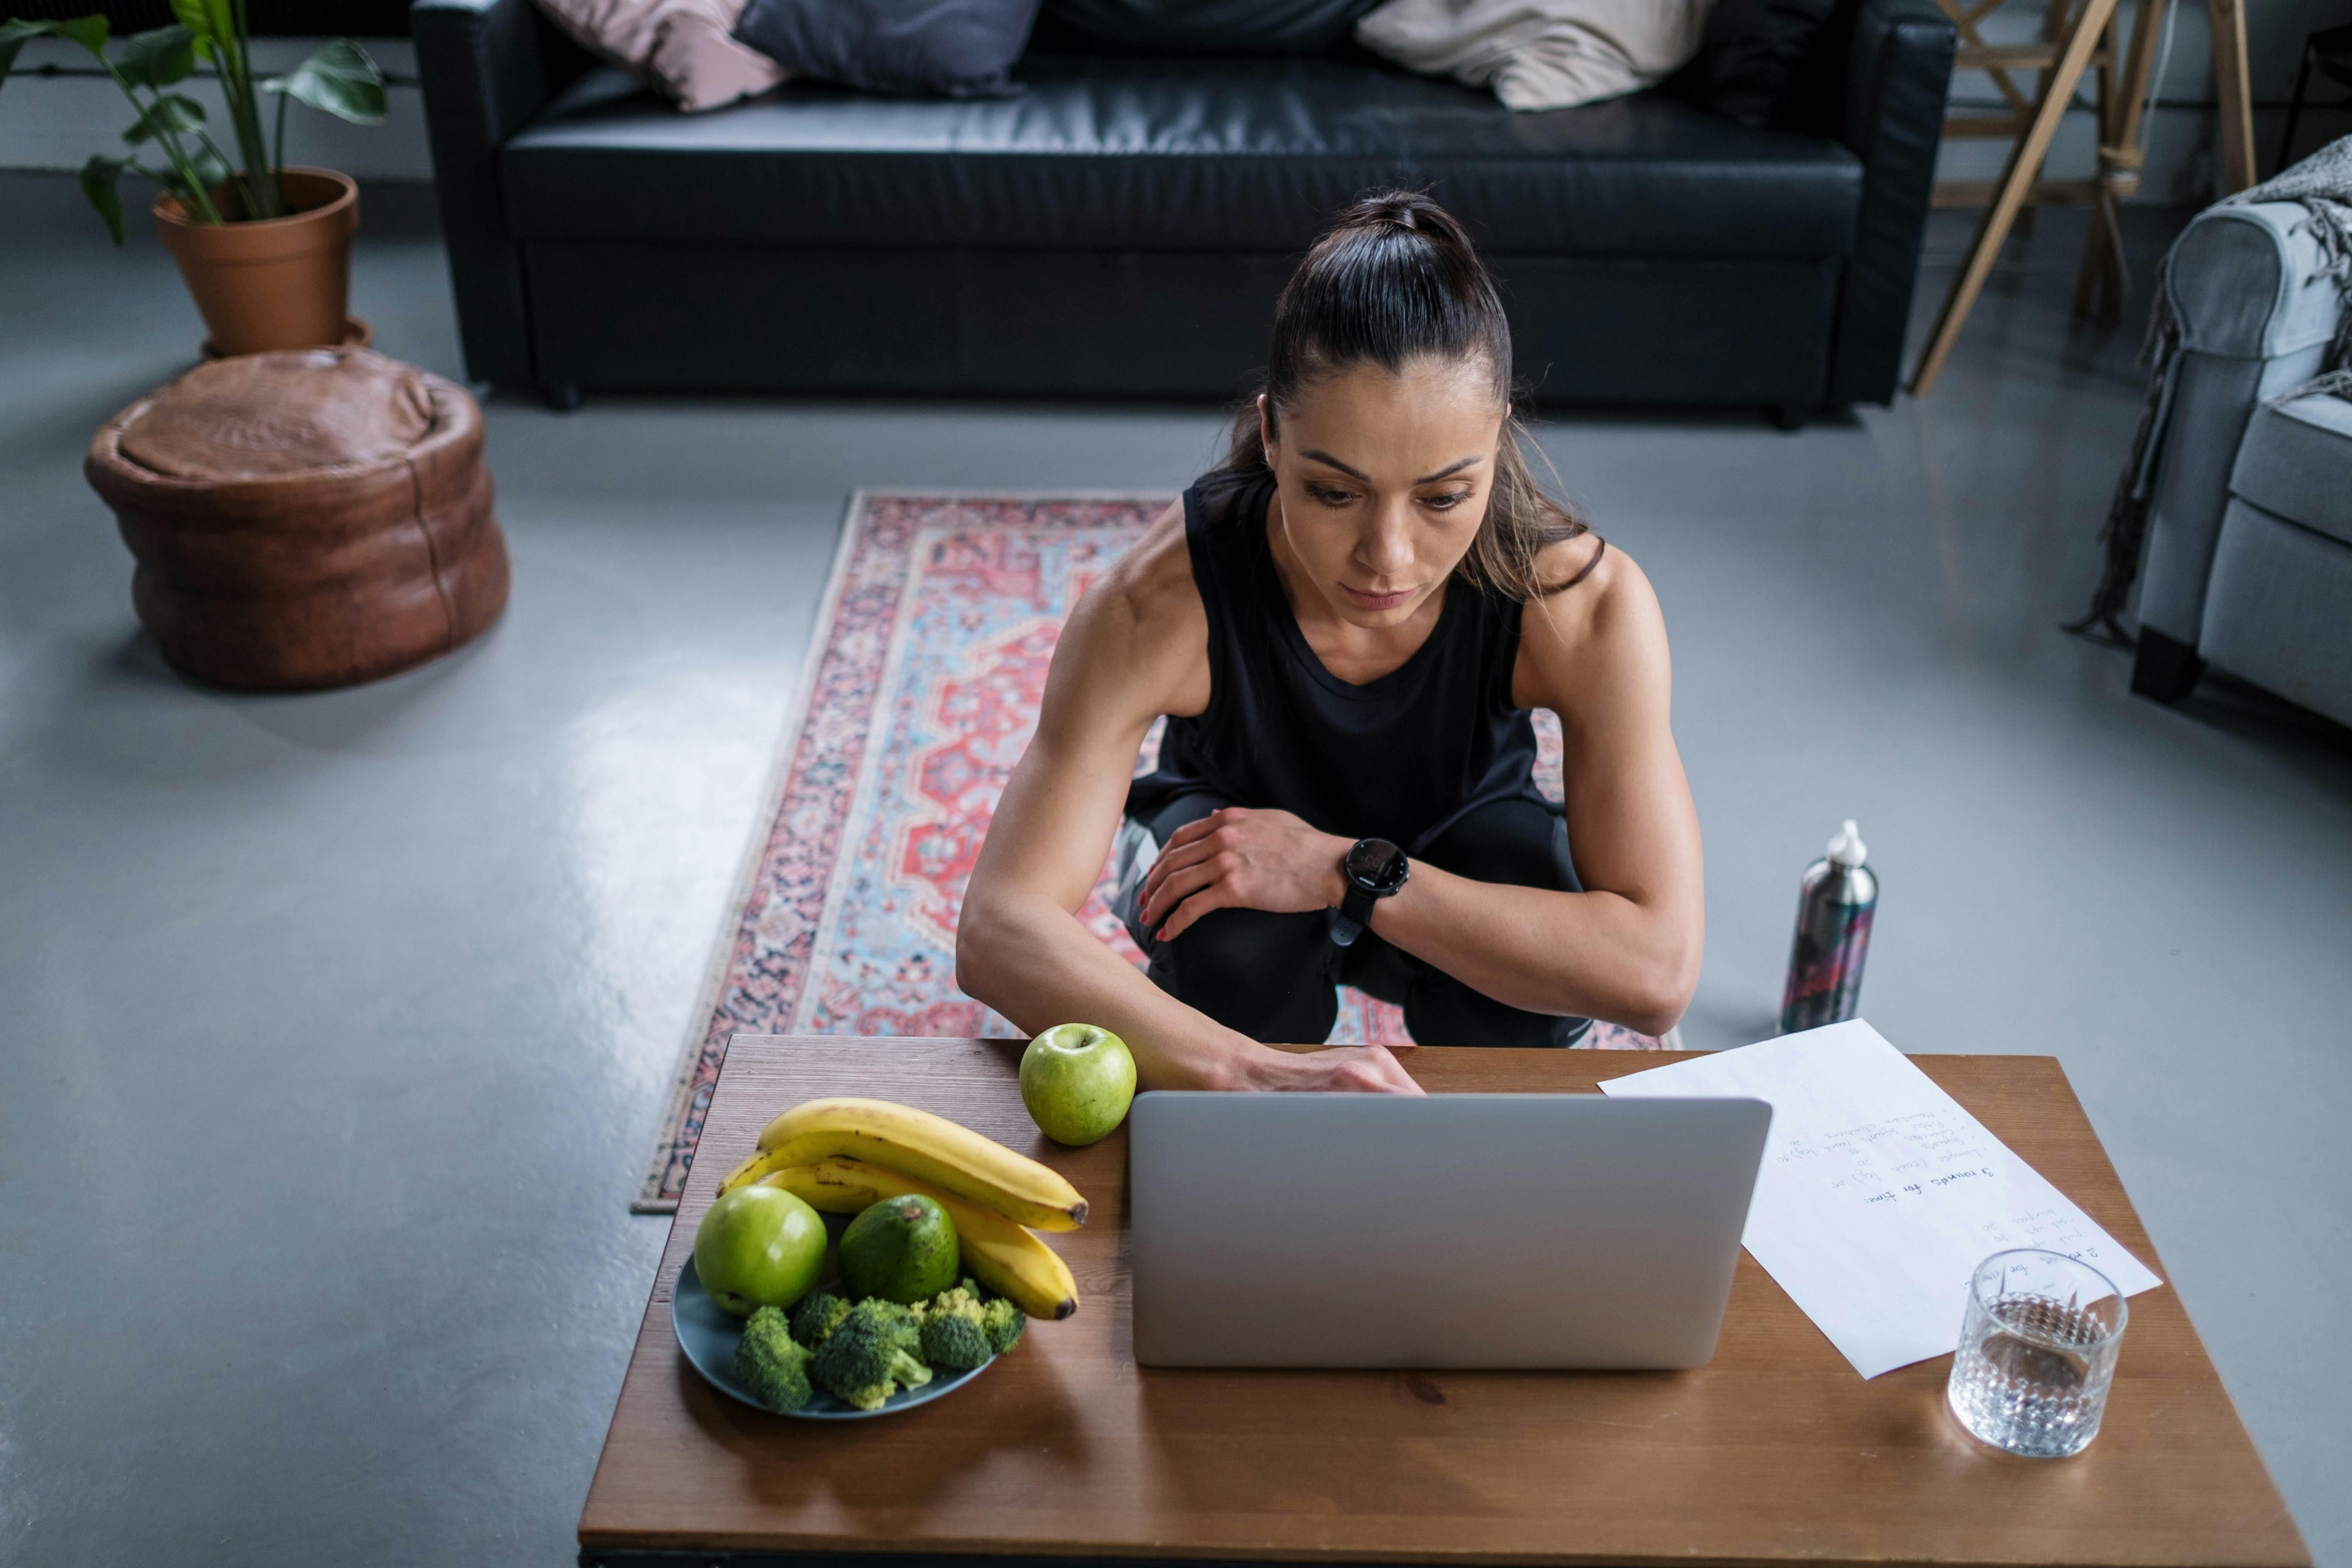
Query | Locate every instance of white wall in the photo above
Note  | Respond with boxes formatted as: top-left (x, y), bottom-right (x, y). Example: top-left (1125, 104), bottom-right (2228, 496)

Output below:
top-left (3, 5), bottom-right (2350, 201)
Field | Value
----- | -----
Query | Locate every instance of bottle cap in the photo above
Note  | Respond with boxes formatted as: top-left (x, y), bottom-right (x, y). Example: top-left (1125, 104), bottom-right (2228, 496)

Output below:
top-left (1827, 819), bottom-right (1867, 867)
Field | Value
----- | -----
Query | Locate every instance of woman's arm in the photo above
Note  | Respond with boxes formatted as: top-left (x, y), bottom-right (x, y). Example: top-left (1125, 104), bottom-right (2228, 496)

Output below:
top-left (957, 508), bottom-right (1421, 1093)
top-left (1138, 542), bottom-right (1702, 1037)
top-left (1381, 544), bottom-right (1702, 1032)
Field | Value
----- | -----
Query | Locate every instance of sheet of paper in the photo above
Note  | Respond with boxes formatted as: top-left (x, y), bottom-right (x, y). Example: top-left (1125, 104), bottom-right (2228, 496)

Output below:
top-left (1599, 1020), bottom-right (2160, 1379)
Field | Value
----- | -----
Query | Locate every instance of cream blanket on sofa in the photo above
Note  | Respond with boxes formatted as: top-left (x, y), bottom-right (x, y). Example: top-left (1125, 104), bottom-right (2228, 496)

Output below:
top-left (1357, 0), bottom-right (1708, 112)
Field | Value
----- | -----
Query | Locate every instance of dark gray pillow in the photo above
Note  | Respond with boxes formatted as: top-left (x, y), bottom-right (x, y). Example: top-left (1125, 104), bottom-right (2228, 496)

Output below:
top-left (1040, 0), bottom-right (1381, 57)
top-left (733, 0), bottom-right (1043, 98)
top-left (1667, 0), bottom-right (1839, 128)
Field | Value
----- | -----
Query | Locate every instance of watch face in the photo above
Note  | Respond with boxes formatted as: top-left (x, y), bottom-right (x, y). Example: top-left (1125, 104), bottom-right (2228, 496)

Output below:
top-left (1346, 838), bottom-right (1408, 894)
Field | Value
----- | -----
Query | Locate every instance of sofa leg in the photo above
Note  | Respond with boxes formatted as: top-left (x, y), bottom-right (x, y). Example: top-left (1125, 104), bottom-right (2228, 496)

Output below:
top-left (545, 383), bottom-right (584, 413)
top-left (1770, 405), bottom-right (1808, 432)
top-left (2131, 629), bottom-right (2205, 703)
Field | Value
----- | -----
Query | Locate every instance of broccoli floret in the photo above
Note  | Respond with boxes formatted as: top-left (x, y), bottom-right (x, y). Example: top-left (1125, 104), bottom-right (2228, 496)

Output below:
top-left (919, 1281), bottom-right (980, 1320)
top-left (733, 1307), bottom-right (814, 1412)
top-left (849, 1295), bottom-right (922, 1346)
top-left (919, 1297), bottom-right (993, 1371)
top-left (790, 1291), bottom-right (852, 1347)
top-left (811, 1297), bottom-right (934, 1410)
top-left (979, 1296), bottom-right (1026, 1355)
top-left (913, 1282), bottom-right (995, 1371)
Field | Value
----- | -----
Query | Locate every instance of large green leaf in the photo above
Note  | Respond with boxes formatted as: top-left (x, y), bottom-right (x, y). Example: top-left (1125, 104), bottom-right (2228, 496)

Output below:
top-left (54, 12), bottom-right (108, 54)
top-left (0, 18), bottom-right (58, 88)
top-left (266, 38), bottom-right (385, 126)
top-left (167, 0), bottom-right (232, 58)
top-left (0, 16), bottom-right (112, 99)
top-left (123, 90), bottom-right (205, 144)
top-left (115, 23), bottom-right (195, 88)
top-left (81, 152), bottom-right (128, 245)
top-left (1, 13), bottom-right (113, 64)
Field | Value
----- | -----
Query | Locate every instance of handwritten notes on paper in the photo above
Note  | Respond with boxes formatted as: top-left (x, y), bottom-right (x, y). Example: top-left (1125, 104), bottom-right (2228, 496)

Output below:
top-left (1599, 1021), bottom-right (2161, 1378)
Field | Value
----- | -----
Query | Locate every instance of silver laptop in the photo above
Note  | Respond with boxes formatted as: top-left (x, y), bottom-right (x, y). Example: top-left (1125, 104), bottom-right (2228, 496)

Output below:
top-left (1130, 1091), bottom-right (1771, 1370)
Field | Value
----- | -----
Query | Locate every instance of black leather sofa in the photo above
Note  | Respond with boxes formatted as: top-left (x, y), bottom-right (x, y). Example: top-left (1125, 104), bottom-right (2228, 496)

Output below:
top-left (413, 0), bottom-right (1953, 420)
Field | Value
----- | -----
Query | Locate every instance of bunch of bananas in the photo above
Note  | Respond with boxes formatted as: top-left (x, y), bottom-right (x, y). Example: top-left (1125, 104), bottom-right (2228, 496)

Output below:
top-left (719, 1097), bottom-right (1084, 1321)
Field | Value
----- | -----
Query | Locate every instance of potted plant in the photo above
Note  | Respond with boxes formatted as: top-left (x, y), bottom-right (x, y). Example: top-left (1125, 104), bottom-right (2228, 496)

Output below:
top-left (0, 5), bottom-right (387, 356)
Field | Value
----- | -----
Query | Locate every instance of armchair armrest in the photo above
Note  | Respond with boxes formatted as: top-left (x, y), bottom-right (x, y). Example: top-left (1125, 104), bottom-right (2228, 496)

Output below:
top-left (2169, 202), bottom-right (2346, 361)
top-left (1822, 0), bottom-right (1955, 407)
top-left (2134, 202), bottom-right (2341, 644)
top-left (412, 0), bottom-right (589, 388)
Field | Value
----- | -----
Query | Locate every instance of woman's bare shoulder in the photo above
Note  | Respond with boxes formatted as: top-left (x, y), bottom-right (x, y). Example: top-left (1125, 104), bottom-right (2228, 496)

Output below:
top-left (1055, 500), bottom-right (1210, 716)
top-left (1512, 533), bottom-right (1669, 711)
top-left (1532, 532), bottom-right (1658, 632)
top-left (1098, 500), bottom-right (1196, 614)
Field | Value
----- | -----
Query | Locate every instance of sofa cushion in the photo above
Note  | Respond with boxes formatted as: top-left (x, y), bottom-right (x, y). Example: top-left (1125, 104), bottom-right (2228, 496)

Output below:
top-left (1353, 0), bottom-right (1709, 113)
top-left (731, 0), bottom-right (1043, 99)
top-left (2200, 495), bottom-right (2352, 730)
top-left (1665, 0), bottom-right (1838, 128)
top-left (501, 53), bottom-right (1861, 256)
top-left (1040, 0), bottom-right (1381, 56)
top-left (2230, 391), bottom-right (2352, 549)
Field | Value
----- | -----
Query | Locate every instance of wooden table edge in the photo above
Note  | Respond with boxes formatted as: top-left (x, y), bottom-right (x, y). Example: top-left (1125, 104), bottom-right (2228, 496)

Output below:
top-left (582, 1538), bottom-right (2292, 1567)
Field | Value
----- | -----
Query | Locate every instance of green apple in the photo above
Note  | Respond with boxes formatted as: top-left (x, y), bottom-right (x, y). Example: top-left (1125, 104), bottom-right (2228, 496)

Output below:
top-left (1020, 1022), bottom-right (1138, 1146)
top-left (693, 1184), bottom-right (826, 1318)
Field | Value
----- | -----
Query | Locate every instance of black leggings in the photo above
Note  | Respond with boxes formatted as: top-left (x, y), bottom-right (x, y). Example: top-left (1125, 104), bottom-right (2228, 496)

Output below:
top-left (1123, 793), bottom-right (1592, 1048)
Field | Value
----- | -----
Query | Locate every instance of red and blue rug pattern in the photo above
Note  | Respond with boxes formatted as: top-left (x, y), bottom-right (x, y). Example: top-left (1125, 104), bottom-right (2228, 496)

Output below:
top-left (637, 493), bottom-right (1661, 1211)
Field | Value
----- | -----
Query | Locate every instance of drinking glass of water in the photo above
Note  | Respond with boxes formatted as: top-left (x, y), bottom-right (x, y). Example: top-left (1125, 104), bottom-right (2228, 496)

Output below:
top-left (1946, 1248), bottom-right (2128, 1458)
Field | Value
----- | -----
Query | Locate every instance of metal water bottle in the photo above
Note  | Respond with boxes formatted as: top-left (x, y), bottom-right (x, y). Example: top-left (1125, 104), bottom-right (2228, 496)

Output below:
top-left (1779, 819), bottom-right (1876, 1034)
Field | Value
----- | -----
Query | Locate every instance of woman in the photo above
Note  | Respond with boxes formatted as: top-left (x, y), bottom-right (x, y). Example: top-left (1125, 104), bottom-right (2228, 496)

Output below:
top-left (958, 192), bottom-right (1702, 1093)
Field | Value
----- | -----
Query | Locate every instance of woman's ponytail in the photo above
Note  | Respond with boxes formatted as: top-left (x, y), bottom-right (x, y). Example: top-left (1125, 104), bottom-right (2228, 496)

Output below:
top-left (1225, 189), bottom-right (1588, 604)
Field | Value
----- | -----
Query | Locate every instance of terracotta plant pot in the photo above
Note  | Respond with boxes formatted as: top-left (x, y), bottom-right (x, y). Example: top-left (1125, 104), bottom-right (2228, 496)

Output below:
top-left (153, 168), bottom-right (359, 357)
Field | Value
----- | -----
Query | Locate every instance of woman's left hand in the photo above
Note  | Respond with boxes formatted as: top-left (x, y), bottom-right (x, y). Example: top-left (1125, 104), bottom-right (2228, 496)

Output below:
top-left (1138, 806), bottom-right (1352, 942)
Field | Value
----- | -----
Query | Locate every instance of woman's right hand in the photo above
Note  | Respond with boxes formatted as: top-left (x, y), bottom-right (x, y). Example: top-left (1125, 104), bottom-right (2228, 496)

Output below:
top-left (1228, 1042), bottom-right (1424, 1095)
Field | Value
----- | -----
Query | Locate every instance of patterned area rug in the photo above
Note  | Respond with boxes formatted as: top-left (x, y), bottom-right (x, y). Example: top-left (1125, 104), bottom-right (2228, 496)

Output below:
top-left (635, 493), bottom-right (1664, 1212)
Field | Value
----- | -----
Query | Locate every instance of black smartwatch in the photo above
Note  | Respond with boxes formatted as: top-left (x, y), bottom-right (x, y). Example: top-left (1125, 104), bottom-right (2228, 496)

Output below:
top-left (1331, 837), bottom-right (1409, 947)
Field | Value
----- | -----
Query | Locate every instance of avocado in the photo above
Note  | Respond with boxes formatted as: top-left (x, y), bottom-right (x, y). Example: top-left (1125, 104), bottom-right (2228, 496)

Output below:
top-left (838, 1194), bottom-right (960, 1304)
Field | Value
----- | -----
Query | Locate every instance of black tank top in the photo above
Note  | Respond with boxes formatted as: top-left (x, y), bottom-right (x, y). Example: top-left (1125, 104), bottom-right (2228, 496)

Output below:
top-left (1126, 467), bottom-right (1549, 853)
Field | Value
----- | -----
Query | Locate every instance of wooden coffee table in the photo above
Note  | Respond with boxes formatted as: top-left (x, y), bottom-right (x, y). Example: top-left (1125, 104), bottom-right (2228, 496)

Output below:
top-left (579, 1038), bottom-right (2306, 1568)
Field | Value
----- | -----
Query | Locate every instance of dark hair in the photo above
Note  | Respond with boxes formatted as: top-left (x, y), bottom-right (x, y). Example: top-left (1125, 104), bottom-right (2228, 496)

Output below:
top-left (1225, 190), bottom-right (1589, 603)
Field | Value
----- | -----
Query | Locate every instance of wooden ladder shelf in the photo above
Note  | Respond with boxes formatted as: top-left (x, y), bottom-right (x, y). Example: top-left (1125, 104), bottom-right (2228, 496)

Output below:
top-left (1908, 0), bottom-right (2258, 394)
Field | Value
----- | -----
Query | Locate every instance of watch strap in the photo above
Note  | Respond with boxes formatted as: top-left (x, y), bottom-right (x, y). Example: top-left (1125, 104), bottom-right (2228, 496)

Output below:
top-left (1332, 881), bottom-right (1380, 947)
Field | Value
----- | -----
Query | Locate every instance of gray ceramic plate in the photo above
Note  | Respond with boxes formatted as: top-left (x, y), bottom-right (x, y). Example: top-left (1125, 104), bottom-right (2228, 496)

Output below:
top-left (671, 1257), bottom-right (992, 1419)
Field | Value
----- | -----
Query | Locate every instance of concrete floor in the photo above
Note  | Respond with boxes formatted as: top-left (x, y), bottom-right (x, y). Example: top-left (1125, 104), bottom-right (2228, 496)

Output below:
top-left (1, 175), bottom-right (2345, 1566)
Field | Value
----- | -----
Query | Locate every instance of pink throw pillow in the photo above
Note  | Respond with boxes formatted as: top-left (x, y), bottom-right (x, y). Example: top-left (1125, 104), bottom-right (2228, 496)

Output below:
top-left (534, 0), bottom-right (787, 112)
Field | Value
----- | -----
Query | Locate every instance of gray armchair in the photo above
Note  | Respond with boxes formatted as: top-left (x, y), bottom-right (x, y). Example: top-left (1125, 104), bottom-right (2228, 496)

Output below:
top-left (2132, 200), bottom-right (2352, 726)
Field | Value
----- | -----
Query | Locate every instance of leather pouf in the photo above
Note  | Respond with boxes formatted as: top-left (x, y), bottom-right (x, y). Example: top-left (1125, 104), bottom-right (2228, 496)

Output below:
top-left (85, 348), bottom-right (510, 691)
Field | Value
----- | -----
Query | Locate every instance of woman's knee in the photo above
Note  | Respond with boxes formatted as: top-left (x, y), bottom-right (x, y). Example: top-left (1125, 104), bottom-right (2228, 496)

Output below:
top-left (1403, 974), bottom-right (1591, 1048)
top-left (1417, 797), bottom-right (1580, 893)
top-left (1147, 905), bottom-right (1335, 1042)
top-left (1402, 797), bottom-right (1588, 1047)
